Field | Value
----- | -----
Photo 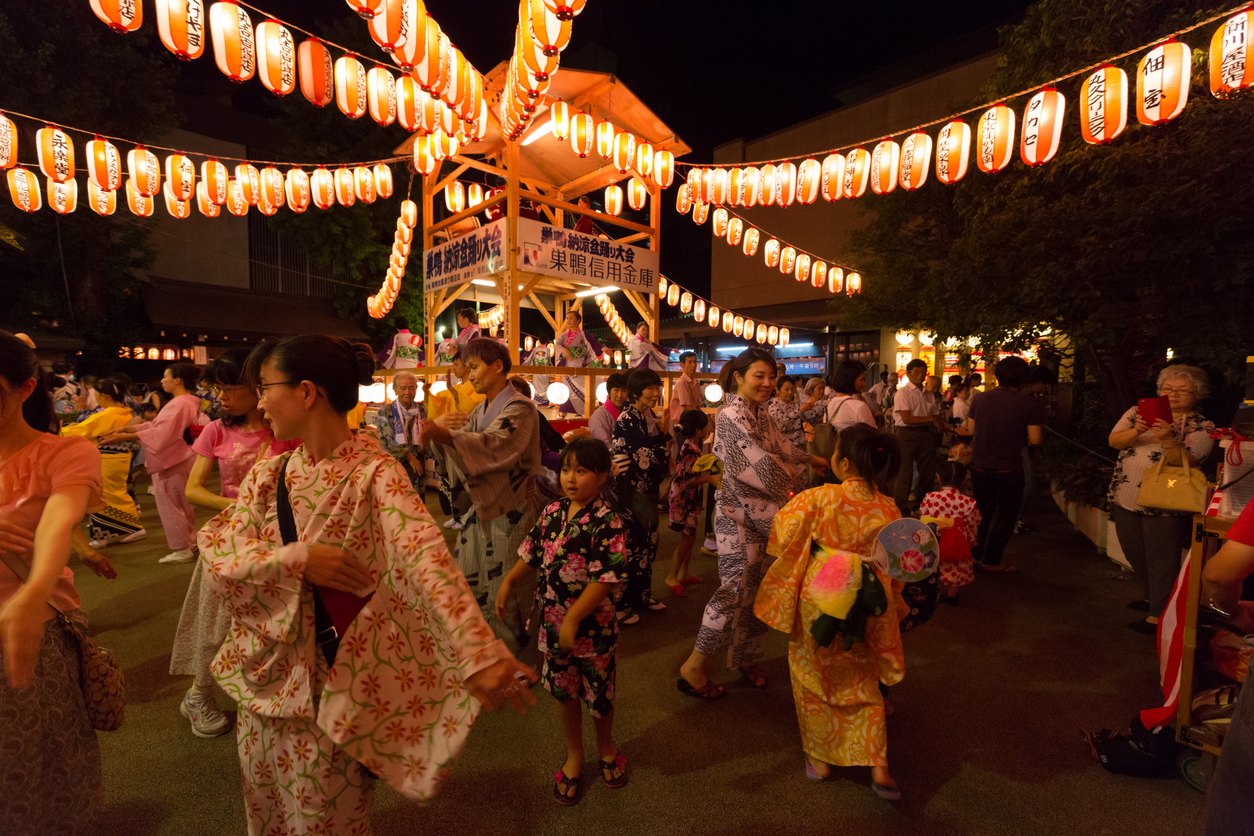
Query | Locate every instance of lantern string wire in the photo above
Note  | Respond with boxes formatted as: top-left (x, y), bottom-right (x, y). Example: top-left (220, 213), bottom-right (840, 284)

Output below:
top-left (714, 207), bottom-right (857, 275)
top-left (676, 3), bottom-right (1245, 170)
top-left (654, 276), bottom-right (792, 342)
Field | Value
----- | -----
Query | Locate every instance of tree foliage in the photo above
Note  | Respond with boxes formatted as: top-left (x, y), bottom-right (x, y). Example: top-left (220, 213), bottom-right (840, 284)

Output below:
top-left (840, 0), bottom-right (1254, 416)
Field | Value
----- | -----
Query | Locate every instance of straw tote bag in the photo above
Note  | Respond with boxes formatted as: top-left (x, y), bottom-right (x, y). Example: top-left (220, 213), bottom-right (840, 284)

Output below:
top-left (1136, 454), bottom-right (1208, 514)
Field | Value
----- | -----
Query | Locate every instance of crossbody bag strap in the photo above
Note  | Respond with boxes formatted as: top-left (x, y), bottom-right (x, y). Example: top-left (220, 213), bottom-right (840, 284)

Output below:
top-left (276, 459), bottom-right (340, 664)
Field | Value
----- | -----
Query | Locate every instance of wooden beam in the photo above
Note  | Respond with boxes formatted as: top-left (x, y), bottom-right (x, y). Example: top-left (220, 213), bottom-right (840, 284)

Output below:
top-left (521, 189), bottom-right (652, 235)
top-left (432, 162), bottom-right (472, 196)
top-left (616, 231), bottom-right (651, 245)
top-left (505, 139), bottom-right (521, 359)
top-left (528, 291), bottom-right (559, 331)
top-left (555, 164), bottom-right (618, 201)
top-left (430, 191), bottom-right (506, 234)
top-left (450, 155), bottom-right (508, 179)
top-left (622, 289), bottom-right (652, 324)
top-left (570, 77), bottom-right (615, 112)
top-left (434, 280), bottom-right (475, 317)
top-left (518, 272), bottom-right (545, 299)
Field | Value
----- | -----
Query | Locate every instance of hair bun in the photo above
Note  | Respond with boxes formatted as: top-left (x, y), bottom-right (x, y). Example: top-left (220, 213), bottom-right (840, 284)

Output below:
top-left (352, 342), bottom-right (377, 385)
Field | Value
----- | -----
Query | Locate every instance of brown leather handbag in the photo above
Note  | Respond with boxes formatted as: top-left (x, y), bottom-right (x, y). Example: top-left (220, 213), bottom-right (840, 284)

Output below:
top-left (1136, 454), bottom-right (1208, 514)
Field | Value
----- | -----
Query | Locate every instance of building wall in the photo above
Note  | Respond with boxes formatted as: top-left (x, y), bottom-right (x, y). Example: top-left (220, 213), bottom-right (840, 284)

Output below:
top-left (710, 54), bottom-right (998, 317)
top-left (145, 129), bottom-right (250, 289)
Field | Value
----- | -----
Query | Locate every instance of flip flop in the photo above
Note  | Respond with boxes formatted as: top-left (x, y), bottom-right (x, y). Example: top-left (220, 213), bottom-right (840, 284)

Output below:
top-left (553, 769), bottom-right (580, 806)
top-left (739, 667), bottom-right (768, 689)
top-left (872, 781), bottom-right (902, 801)
top-left (682, 576), bottom-right (704, 585)
top-left (676, 677), bottom-right (725, 699)
top-left (805, 759), bottom-right (828, 782)
top-left (601, 753), bottom-right (629, 789)
top-left (666, 582), bottom-right (687, 597)
top-left (980, 563), bottom-right (1018, 573)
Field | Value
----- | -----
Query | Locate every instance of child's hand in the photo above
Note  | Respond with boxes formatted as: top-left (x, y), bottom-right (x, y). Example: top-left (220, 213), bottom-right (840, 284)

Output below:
top-left (494, 580), bottom-right (512, 622)
top-left (558, 620), bottom-right (577, 653)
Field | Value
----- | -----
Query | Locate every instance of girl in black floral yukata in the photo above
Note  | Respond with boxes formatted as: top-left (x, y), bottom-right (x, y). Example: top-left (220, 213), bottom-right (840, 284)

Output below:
top-left (497, 438), bottom-right (629, 806)
top-left (611, 368), bottom-right (673, 624)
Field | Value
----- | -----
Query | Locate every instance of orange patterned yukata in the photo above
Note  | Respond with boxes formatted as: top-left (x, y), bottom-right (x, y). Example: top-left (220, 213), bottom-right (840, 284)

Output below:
top-left (755, 478), bottom-right (904, 768)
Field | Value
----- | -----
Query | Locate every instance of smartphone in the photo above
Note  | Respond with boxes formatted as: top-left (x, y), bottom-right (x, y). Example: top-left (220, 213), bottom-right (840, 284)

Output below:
top-left (1137, 395), bottom-right (1172, 427)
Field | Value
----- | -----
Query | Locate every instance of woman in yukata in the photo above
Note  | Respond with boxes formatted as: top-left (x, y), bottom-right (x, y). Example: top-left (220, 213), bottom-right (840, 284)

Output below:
top-left (555, 311), bottom-right (603, 415)
top-left (199, 335), bottom-right (535, 836)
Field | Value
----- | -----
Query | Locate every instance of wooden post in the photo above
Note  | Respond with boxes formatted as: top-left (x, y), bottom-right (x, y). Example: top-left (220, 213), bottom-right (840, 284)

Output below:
top-left (505, 140), bottom-right (521, 363)
top-left (422, 172), bottom-right (435, 369)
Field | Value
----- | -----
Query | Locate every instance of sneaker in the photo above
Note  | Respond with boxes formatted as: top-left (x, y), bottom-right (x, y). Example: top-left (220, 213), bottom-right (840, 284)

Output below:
top-left (180, 689), bottom-right (230, 738)
top-left (443, 518), bottom-right (464, 531)
top-left (120, 528), bottom-right (149, 544)
top-left (88, 538), bottom-right (112, 550)
top-left (703, 537), bottom-right (717, 552)
top-left (159, 548), bottom-right (196, 564)
top-left (644, 597), bottom-right (667, 612)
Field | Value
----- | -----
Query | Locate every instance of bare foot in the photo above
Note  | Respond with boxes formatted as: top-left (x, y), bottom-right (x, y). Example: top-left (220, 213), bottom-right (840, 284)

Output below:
top-left (871, 765), bottom-right (897, 789)
top-left (679, 661), bottom-right (709, 691)
top-left (808, 755), bottom-right (831, 779)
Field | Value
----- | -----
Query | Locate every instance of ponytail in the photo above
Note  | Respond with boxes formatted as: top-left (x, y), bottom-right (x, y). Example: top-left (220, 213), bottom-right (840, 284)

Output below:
top-left (835, 424), bottom-right (901, 493)
top-left (675, 408), bottom-right (709, 443)
top-left (245, 335), bottom-right (375, 414)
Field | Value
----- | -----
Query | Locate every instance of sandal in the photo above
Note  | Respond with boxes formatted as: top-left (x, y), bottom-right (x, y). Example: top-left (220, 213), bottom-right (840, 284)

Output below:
top-left (666, 582), bottom-right (687, 597)
top-left (682, 575), bottom-right (704, 585)
top-left (872, 781), bottom-right (902, 801)
top-left (805, 759), bottom-right (829, 782)
top-left (979, 563), bottom-right (1018, 573)
top-left (645, 597), bottom-right (667, 611)
top-left (553, 769), bottom-right (580, 806)
top-left (739, 666), bottom-right (768, 689)
top-left (600, 752), bottom-right (629, 789)
top-left (676, 677), bottom-right (725, 699)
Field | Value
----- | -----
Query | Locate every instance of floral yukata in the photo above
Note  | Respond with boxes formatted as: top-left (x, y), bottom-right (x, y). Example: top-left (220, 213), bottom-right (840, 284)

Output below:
top-left (60, 405), bottom-right (143, 543)
top-left (918, 487), bottom-right (981, 588)
top-left (556, 328), bottom-right (596, 415)
top-left (373, 399), bottom-right (426, 488)
top-left (199, 431), bottom-right (509, 836)
top-left (668, 439), bottom-right (704, 535)
top-left (433, 386), bottom-right (542, 658)
top-left (611, 403), bottom-right (671, 612)
top-left (755, 479), bottom-right (904, 768)
top-left (695, 394), bottom-right (810, 670)
top-left (520, 497), bottom-right (627, 717)
top-left (768, 395), bottom-right (825, 494)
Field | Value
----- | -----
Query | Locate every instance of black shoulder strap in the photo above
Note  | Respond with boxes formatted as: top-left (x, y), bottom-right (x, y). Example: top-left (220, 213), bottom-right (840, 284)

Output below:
top-left (277, 457), bottom-right (341, 664)
top-left (276, 458), bottom-right (297, 546)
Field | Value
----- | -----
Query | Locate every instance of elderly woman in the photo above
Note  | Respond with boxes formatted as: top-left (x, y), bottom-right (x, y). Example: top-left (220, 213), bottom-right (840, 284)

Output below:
top-left (373, 370), bottom-right (425, 488)
top-left (1108, 364), bottom-right (1215, 632)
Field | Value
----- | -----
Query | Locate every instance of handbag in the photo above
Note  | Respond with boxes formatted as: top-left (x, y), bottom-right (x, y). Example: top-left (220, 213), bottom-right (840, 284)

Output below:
top-left (1136, 453), bottom-right (1208, 514)
top-left (1, 551), bottom-right (125, 731)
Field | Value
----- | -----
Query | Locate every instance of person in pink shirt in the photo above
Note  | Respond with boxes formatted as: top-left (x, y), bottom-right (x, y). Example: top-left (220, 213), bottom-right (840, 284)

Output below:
top-left (0, 331), bottom-right (106, 834)
top-left (669, 351), bottom-right (702, 423)
top-left (103, 362), bottom-right (203, 564)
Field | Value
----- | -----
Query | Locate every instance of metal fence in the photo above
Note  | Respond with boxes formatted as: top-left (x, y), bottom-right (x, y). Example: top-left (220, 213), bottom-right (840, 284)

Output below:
top-left (248, 213), bottom-right (344, 298)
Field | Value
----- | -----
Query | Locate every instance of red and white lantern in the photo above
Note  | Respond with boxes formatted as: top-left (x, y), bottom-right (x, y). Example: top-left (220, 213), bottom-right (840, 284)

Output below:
top-left (828, 266), bottom-right (844, 294)
top-left (209, 1), bottom-right (256, 83)
top-left (373, 164), bottom-right (393, 199)
top-left (334, 168), bottom-right (356, 206)
top-left (899, 132), bottom-right (932, 191)
top-left (368, 0), bottom-right (414, 53)
top-left (604, 184), bottom-right (623, 216)
top-left (550, 100), bottom-right (570, 139)
top-left (675, 182), bottom-right (692, 215)
top-left (742, 226), bottom-right (759, 257)
top-left (1137, 40), bottom-right (1190, 125)
top-left (48, 177), bottom-right (78, 215)
top-left (627, 177), bottom-right (648, 211)
top-left (708, 305), bottom-right (720, 328)
top-left (156, 0), bottom-right (207, 61)
top-left (226, 177), bottom-right (248, 216)
top-left (235, 163), bottom-right (260, 205)
top-left (127, 147), bottom-right (161, 197)
top-left (712, 207), bottom-right (728, 237)
top-left (794, 252), bottom-right (811, 282)
top-left (164, 182), bottom-right (192, 219)
top-left (367, 67), bottom-right (397, 126)
top-left (634, 141), bottom-right (653, 178)
top-left (298, 38), bottom-right (335, 107)
top-left (612, 131), bottom-right (636, 174)
top-left (444, 180), bottom-right (464, 213)
top-left (335, 55), bottom-right (368, 119)
top-left (870, 140), bottom-right (899, 195)
top-left (796, 158), bottom-right (821, 205)
top-left (779, 246), bottom-right (796, 276)
top-left (726, 216), bottom-right (743, 246)
top-left (691, 201), bottom-right (708, 225)
top-left (86, 139), bottom-right (121, 191)
top-left (1020, 88), bottom-right (1065, 166)
top-left (410, 16), bottom-right (445, 93)
top-left (569, 112), bottom-right (594, 157)
top-left (596, 121), bottom-right (615, 159)
top-left (126, 177), bottom-right (154, 217)
top-left (165, 153), bottom-right (195, 201)
top-left (0, 114), bottom-right (16, 170)
top-left (726, 167), bottom-right (745, 206)
top-left (283, 168), bottom-right (309, 212)
top-left (742, 167), bottom-right (762, 207)
top-left (733, 316), bottom-right (745, 338)
top-left (412, 134), bottom-right (438, 175)
top-left (847, 273), bottom-right (862, 295)
top-left (311, 167), bottom-right (335, 209)
top-left (526, 0), bottom-right (573, 55)
top-left (763, 237), bottom-right (780, 268)
top-left (722, 311), bottom-right (734, 333)
top-left (395, 76), bottom-right (421, 131)
top-left (820, 153), bottom-right (844, 202)
top-left (345, 0), bottom-right (385, 19)
top-left (91, 0), bottom-right (143, 32)
top-left (36, 127), bottom-right (74, 184)
top-left (759, 164), bottom-right (776, 206)
top-left (8, 168), bottom-right (40, 212)
top-left (1079, 66), bottom-right (1127, 145)
top-left (935, 119), bottom-right (971, 184)
top-left (842, 149), bottom-right (870, 199)
top-left (400, 199), bottom-right (418, 227)
top-left (775, 161), bottom-right (797, 207)
top-left (89, 180), bottom-right (117, 216)
top-left (976, 104), bottom-right (1016, 174)
top-left (259, 166), bottom-right (284, 207)
top-left (1212, 12), bottom-right (1254, 97)
top-left (256, 19), bottom-right (296, 96)
top-left (810, 259), bottom-right (827, 289)
top-left (354, 166), bottom-right (375, 203)
top-left (652, 149), bottom-right (674, 188)
top-left (543, 0), bottom-right (587, 20)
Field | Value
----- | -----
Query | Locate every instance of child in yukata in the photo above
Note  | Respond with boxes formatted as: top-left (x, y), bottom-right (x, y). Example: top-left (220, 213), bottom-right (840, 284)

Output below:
top-left (496, 438), bottom-right (630, 806)
top-left (918, 460), bottom-right (980, 605)
top-left (665, 409), bottom-right (713, 597)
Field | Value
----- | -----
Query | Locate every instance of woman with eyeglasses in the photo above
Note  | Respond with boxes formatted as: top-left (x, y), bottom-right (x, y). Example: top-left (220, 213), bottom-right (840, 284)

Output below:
top-left (101, 362), bottom-right (205, 565)
top-left (1107, 364), bottom-right (1216, 633)
top-left (170, 348), bottom-right (300, 739)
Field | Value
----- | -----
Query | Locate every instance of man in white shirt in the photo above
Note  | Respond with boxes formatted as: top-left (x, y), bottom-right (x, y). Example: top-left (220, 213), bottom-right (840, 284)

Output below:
top-left (893, 360), bottom-right (946, 515)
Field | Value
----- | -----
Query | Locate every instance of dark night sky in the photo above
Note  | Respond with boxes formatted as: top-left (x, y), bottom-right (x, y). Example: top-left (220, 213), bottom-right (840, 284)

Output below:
top-left (184, 0), bottom-right (1037, 300)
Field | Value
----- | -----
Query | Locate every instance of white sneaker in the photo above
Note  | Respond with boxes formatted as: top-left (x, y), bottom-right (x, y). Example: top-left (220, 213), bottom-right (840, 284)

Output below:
top-left (159, 548), bottom-right (196, 564)
top-left (180, 689), bottom-right (230, 738)
top-left (88, 538), bottom-right (111, 549)
top-left (146, 485), bottom-right (156, 495)
top-left (443, 519), bottom-right (464, 531)
top-left (703, 537), bottom-right (717, 551)
top-left (120, 528), bottom-right (149, 543)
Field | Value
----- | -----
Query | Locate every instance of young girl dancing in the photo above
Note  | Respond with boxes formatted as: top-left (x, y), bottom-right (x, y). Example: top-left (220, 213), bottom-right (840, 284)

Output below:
top-left (918, 460), bottom-right (980, 604)
top-left (665, 409), bottom-right (712, 597)
top-left (755, 424), bottom-right (906, 800)
top-left (497, 438), bottom-right (629, 805)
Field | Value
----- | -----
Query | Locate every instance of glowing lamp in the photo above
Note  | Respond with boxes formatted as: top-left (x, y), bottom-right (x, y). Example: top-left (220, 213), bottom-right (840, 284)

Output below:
top-left (311, 167), bottom-right (335, 209)
top-left (811, 260), bottom-right (827, 289)
top-left (712, 207), bottom-right (729, 237)
top-left (692, 201), bottom-right (709, 225)
top-left (733, 315), bottom-right (744, 337)
top-left (763, 237), bottom-right (780, 268)
top-left (256, 19), bottom-right (296, 96)
top-left (935, 120), bottom-right (971, 184)
top-left (631, 141), bottom-right (654, 178)
top-left (569, 112), bottom-right (594, 157)
top-left (464, 182), bottom-right (482, 207)
top-left (870, 140), bottom-right (900, 195)
top-left (89, 180), bottom-right (118, 216)
top-left (286, 168), bottom-right (310, 212)
top-left (596, 121), bottom-right (615, 159)
top-left (726, 217), bottom-right (743, 246)
top-left (445, 180), bottom-right (465, 213)
top-left (794, 252), bottom-right (811, 283)
top-left (900, 132), bottom-right (932, 190)
top-left (164, 182), bottom-right (191, 218)
top-left (760, 164), bottom-right (776, 206)
top-left (368, 0), bottom-right (411, 53)
top-left (842, 148), bottom-right (870, 198)
top-left (48, 177), bottom-right (78, 215)
top-left (742, 226), bottom-right (759, 256)
top-left (627, 177), bottom-right (648, 211)
top-left (543, 0), bottom-right (587, 20)
top-left (412, 135), bottom-right (438, 175)
top-left (335, 55), bottom-right (368, 119)
top-left (614, 349), bottom-right (624, 365)
top-left (779, 328), bottom-right (790, 347)
top-left (209, 2), bottom-right (256, 83)
top-left (156, 0), bottom-right (207, 61)
top-left (708, 305), bottom-right (720, 327)
top-left (819, 153), bottom-right (845, 202)
top-left (744, 318), bottom-right (755, 338)
top-left (67, 136), bottom-right (103, 190)
top-left (1020, 89), bottom-right (1065, 166)
top-left (768, 325), bottom-right (779, 345)
top-left (847, 273), bottom-right (862, 295)
top-left (256, 191), bottom-right (278, 216)
top-left (667, 284), bottom-right (681, 307)
top-left (612, 131), bottom-right (636, 173)
top-left (658, 276), bottom-right (668, 295)
top-left (976, 104), bottom-right (1016, 174)
top-left (345, 0), bottom-right (385, 19)
top-left (775, 161), bottom-right (797, 206)
top-left (91, 0), bottom-right (143, 32)
top-left (125, 177), bottom-right (154, 217)
top-left (371, 163), bottom-right (393, 199)
top-left (367, 67), bottom-right (397, 126)
top-left (36, 127), bottom-right (74, 184)
top-left (164, 154), bottom-right (195, 201)
top-left (779, 245), bottom-right (796, 276)
top-left (334, 168), bottom-right (356, 206)
top-left (726, 167), bottom-right (744, 206)
top-left (708, 168), bottom-right (729, 205)
top-left (704, 383), bottom-right (723, 402)
top-left (127, 147), bottom-right (161, 197)
top-left (1080, 67), bottom-right (1127, 145)
top-left (722, 311), bottom-right (734, 332)
top-left (546, 381), bottom-right (571, 405)
top-left (0, 115), bottom-right (16, 170)
top-left (600, 184), bottom-right (621, 216)
top-left (796, 158), bottom-right (821, 204)
top-left (1212, 13), bottom-right (1254, 96)
top-left (225, 177), bottom-right (248, 216)
top-left (756, 324), bottom-right (767, 344)
top-left (1137, 40), bottom-right (1190, 125)
top-left (693, 298), bottom-right (706, 322)
top-left (235, 163), bottom-right (260, 205)
top-left (652, 149), bottom-right (674, 188)
top-left (200, 158), bottom-right (227, 204)
top-left (828, 266), bottom-right (844, 294)
top-left (742, 167), bottom-right (762, 207)
top-left (680, 291), bottom-right (693, 314)
top-left (411, 17), bottom-right (446, 93)
top-left (298, 38), bottom-right (334, 107)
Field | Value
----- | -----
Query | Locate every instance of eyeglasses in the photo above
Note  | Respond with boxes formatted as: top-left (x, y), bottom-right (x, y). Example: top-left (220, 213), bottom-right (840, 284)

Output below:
top-left (255, 380), bottom-right (302, 396)
top-left (210, 384), bottom-right (250, 396)
top-left (1159, 386), bottom-right (1195, 396)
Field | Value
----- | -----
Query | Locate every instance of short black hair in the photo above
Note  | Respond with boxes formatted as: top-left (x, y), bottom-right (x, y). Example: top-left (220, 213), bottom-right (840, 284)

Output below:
top-left (993, 356), bottom-right (1030, 388)
top-left (166, 362), bottom-right (202, 391)
top-left (456, 308), bottom-right (477, 323)
top-left (245, 336), bottom-right (374, 414)
top-left (606, 372), bottom-right (628, 393)
top-left (561, 437), bottom-right (611, 474)
top-left (51, 361), bottom-right (72, 376)
top-left (676, 408), bottom-right (709, 440)
top-left (627, 368), bottom-right (662, 401)
top-left (829, 359), bottom-right (867, 395)
top-left (905, 359), bottom-right (927, 373)
top-left (394, 316), bottom-right (409, 330)
top-left (462, 337), bottom-right (511, 374)
top-left (777, 375), bottom-right (797, 389)
top-left (679, 351), bottom-right (697, 364)
top-left (937, 459), bottom-right (968, 489)
top-left (879, 372), bottom-right (888, 383)
top-left (508, 375), bottom-right (532, 398)
top-left (203, 347), bottom-right (251, 387)
top-left (948, 374), bottom-right (964, 387)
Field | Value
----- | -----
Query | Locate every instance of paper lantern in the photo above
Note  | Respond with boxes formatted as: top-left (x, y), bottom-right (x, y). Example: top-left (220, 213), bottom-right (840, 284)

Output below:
top-left (652, 149), bottom-right (674, 188)
top-left (755, 324), bottom-right (767, 344)
top-left (796, 158), bottom-right (821, 205)
top-left (280, 169), bottom-right (307, 213)
top-left (705, 383), bottom-right (724, 402)
top-left (691, 201), bottom-right (709, 225)
top-left (543, 0), bottom-right (586, 19)
top-left (629, 141), bottom-right (654, 179)
top-left (604, 184), bottom-right (623, 216)
top-left (334, 168), bottom-right (356, 206)
top-left (346, 0), bottom-right (385, 19)
top-left (396, 78), bottom-right (427, 133)
top-left (235, 163), bottom-right (260, 204)
top-left (526, 0), bottom-right (573, 55)
top-left (693, 298), bottom-right (706, 322)
top-left (712, 207), bottom-right (728, 237)
top-left (775, 161), bottom-right (797, 207)
top-left (842, 148), bottom-right (870, 198)
top-left (828, 266), bottom-right (844, 294)
top-left (1137, 40), bottom-right (1190, 125)
top-left (164, 182), bottom-right (192, 219)
top-left (726, 216), bottom-right (743, 246)
top-left (899, 132), bottom-right (933, 190)
top-left (768, 325), bottom-right (779, 345)
top-left (779, 328), bottom-right (790, 347)
top-left (779, 246), bottom-right (796, 276)
top-left (733, 316), bottom-right (744, 337)
top-left (1020, 89), bottom-right (1065, 166)
top-left (36, 127), bottom-right (74, 184)
top-left (738, 166), bottom-right (759, 208)
top-left (47, 177), bottom-right (77, 215)
top-left (612, 131), bottom-right (636, 173)
top-left (412, 134), bottom-right (437, 175)
top-left (353, 166), bottom-right (375, 203)
top-left (627, 177), bottom-right (648, 211)
top-left (368, 0), bottom-right (411, 53)
top-left (89, 180), bottom-right (117, 216)
top-left (85, 138), bottom-right (121, 191)
top-left (253, 20), bottom-right (296, 96)
top-left (794, 252), bottom-right (811, 282)
top-left (156, 0), bottom-right (206, 60)
top-left (708, 305), bottom-right (720, 327)
top-left (569, 112), bottom-right (594, 157)
top-left (810, 259), bottom-right (827, 289)
top-left (763, 237), bottom-right (780, 268)
top-left (335, 55), bottom-right (368, 119)
top-left (91, 0), bottom-right (143, 32)
top-left (125, 177), bottom-right (153, 217)
top-left (257, 191), bottom-right (279, 216)
top-left (0, 114), bottom-right (15, 171)
top-left (680, 292), bottom-right (693, 314)
top-left (1080, 66), bottom-right (1128, 145)
top-left (675, 182), bottom-right (692, 214)
top-left (686, 168), bottom-right (703, 205)
top-left (311, 167), bottom-right (335, 209)
top-left (742, 226), bottom-right (759, 256)
top-left (546, 381), bottom-right (571, 405)
top-left (722, 311), bottom-right (734, 332)
top-left (368, 163), bottom-right (392, 200)
top-left (164, 154), bottom-right (195, 201)
top-left (667, 283), bottom-right (680, 306)
top-left (1212, 12), bottom-right (1254, 97)
top-left (976, 104), bottom-right (1016, 174)
top-left (870, 140), bottom-right (900, 195)
top-left (400, 198), bottom-right (418, 228)
top-left (725, 167), bottom-right (745, 206)
top-left (225, 177), bottom-right (248, 215)
top-left (410, 16), bottom-right (445, 92)
top-left (596, 121), bottom-right (615, 159)
top-left (367, 67), bottom-right (397, 126)
top-left (846, 272), bottom-right (862, 295)
top-left (259, 166), bottom-right (284, 207)
top-left (935, 120), bottom-right (971, 184)
top-left (127, 147), bottom-right (161, 197)
top-left (210, 2), bottom-right (256, 83)
top-left (759, 164), bottom-right (777, 206)
top-left (816, 154), bottom-right (845, 203)
top-left (548, 100), bottom-right (570, 140)
top-left (445, 180), bottom-right (464, 213)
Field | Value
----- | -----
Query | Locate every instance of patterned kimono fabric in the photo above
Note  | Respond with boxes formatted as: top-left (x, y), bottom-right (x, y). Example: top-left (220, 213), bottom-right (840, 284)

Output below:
top-left (694, 394), bottom-right (811, 669)
top-left (60, 405), bottom-right (143, 541)
top-left (434, 389), bottom-right (543, 661)
top-left (373, 399), bottom-right (425, 488)
top-left (610, 404), bottom-right (671, 611)
top-left (557, 328), bottom-right (592, 415)
top-left (768, 396), bottom-right (822, 495)
top-left (200, 432), bottom-right (509, 836)
top-left (755, 480), bottom-right (904, 768)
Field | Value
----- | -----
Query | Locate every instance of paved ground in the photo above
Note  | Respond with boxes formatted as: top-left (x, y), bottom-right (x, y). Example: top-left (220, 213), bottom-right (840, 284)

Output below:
top-left (73, 483), bottom-right (1207, 836)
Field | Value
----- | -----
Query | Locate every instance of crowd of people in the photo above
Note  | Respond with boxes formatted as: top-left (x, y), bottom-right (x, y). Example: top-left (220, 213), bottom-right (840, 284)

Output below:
top-left (2, 323), bottom-right (1246, 834)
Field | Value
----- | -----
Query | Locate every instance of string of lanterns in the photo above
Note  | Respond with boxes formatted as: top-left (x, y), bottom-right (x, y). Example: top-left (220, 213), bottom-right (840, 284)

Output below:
top-left (0, 109), bottom-right (399, 217)
top-left (89, 0), bottom-right (489, 160)
top-left (593, 292), bottom-right (634, 346)
top-left (499, 0), bottom-right (588, 142)
top-left (655, 275), bottom-right (792, 348)
top-left (367, 198), bottom-right (418, 318)
top-left (666, 8), bottom-right (1251, 193)
top-left (478, 303), bottom-right (506, 331)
